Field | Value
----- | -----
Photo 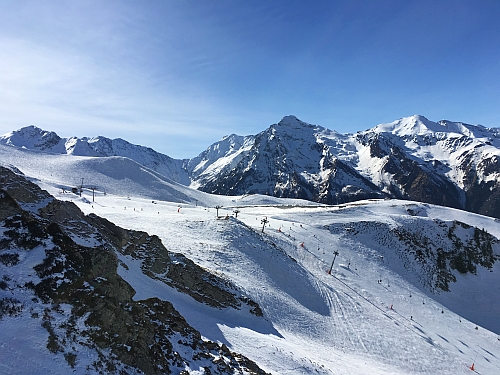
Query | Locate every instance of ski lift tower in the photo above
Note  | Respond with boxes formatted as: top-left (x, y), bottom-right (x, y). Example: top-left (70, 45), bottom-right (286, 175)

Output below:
top-left (327, 250), bottom-right (339, 274)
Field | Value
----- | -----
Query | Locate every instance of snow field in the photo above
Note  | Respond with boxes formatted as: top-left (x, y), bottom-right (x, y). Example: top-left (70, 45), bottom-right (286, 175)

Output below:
top-left (54, 189), bottom-right (500, 374)
top-left (2, 147), bottom-right (500, 374)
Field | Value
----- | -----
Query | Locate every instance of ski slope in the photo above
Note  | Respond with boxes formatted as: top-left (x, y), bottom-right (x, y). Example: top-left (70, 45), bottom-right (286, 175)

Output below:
top-left (1, 145), bottom-right (500, 374)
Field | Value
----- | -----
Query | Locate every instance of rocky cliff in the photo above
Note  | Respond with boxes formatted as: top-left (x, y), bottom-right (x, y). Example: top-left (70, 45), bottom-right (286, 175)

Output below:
top-left (0, 166), bottom-right (267, 374)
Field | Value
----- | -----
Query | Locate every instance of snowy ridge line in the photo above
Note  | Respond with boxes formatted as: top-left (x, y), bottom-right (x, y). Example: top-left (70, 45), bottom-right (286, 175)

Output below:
top-left (4, 114), bottom-right (500, 220)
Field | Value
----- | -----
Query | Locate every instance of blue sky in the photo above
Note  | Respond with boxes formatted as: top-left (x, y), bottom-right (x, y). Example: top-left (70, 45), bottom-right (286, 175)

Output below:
top-left (0, 0), bottom-right (499, 158)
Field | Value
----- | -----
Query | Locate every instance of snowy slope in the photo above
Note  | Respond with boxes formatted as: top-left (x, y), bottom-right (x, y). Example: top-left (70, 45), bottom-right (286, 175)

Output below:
top-left (2, 147), bottom-right (500, 374)
top-left (70, 196), bottom-right (500, 375)
top-left (0, 125), bottom-right (189, 184)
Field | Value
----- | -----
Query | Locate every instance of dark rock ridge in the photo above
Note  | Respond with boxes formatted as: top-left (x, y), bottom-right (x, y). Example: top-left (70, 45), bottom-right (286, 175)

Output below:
top-left (0, 166), bottom-right (268, 374)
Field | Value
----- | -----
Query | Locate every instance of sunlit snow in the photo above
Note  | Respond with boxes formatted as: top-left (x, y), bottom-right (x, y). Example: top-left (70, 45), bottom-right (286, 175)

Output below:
top-left (1, 143), bottom-right (500, 374)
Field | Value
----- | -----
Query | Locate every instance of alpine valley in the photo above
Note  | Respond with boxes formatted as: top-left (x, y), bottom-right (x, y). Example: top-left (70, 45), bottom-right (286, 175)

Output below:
top-left (1, 115), bottom-right (500, 375)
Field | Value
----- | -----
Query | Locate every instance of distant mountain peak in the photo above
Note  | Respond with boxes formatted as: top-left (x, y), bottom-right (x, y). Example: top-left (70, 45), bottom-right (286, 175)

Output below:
top-left (0, 125), bottom-right (190, 184)
top-left (1, 125), bottom-right (62, 151)
top-left (372, 114), bottom-right (479, 137)
top-left (273, 115), bottom-right (319, 134)
top-left (5, 124), bottom-right (47, 137)
top-left (278, 115), bottom-right (301, 124)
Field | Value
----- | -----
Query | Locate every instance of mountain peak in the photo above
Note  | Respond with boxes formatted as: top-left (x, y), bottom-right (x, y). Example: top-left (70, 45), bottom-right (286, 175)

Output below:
top-left (275, 115), bottom-right (317, 131)
top-left (278, 115), bottom-right (301, 124)
top-left (4, 124), bottom-right (50, 138)
top-left (371, 115), bottom-right (497, 141)
top-left (373, 114), bottom-right (470, 137)
top-left (0, 125), bottom-right (62, 150)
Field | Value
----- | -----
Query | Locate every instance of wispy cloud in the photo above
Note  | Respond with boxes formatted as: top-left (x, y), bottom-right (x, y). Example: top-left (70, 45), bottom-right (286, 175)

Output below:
top-left (0, 1), bottom-right (499, 158)
top-left (0, 3), bottom-right (244, 157)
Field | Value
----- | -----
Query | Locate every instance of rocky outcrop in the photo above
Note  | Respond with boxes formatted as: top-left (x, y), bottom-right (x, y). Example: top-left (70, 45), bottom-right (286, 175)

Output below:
top-left (328, 214), bottom-right (500, 293)
top-left (0, 166), bottom-right (268, 374)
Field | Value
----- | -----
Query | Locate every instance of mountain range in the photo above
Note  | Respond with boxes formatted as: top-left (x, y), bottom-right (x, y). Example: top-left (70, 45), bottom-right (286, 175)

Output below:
top-left (2, 114), bottom-right (499, 218)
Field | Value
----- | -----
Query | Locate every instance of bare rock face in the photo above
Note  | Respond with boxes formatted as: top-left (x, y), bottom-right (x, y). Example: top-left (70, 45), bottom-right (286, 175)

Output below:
top-left (0, 166), bottom-right (268, 375)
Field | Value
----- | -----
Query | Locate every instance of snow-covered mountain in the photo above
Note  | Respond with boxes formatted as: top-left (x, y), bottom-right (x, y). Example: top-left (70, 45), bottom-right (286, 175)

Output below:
top-left (188, 115), bottom-right (500, 217)
top-left (188, 116), bottom-right (383, 203)
top-left (359, 115), bottom-right (500, 217)
top-left (2, 114), bottom-right (500, 219)
top-left (2, 146), bottom-right (500, 374)
top-left (0, 125), bottom-right (190, 185)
